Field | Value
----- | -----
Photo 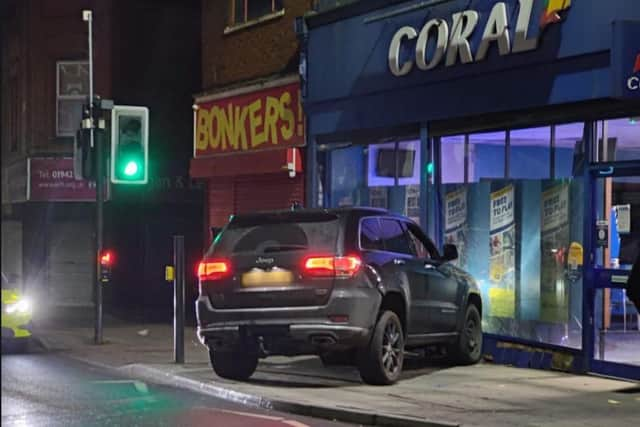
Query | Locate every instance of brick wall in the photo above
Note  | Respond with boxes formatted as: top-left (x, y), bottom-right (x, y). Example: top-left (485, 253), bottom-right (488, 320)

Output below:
top-left (1, 0), bottom-right (112, 160)
top-left (201, 0), bottom-right (313, 90)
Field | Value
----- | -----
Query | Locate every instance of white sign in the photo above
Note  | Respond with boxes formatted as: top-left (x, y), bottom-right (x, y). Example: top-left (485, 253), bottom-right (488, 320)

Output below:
top-left (541, 184), bottom-right (569, 233)
top-left (445, 188), bottom-right (467, 231)
top-left (490, 185), bottom-right (514, 231)
top-left (614, 204), bottom-right (631, 234)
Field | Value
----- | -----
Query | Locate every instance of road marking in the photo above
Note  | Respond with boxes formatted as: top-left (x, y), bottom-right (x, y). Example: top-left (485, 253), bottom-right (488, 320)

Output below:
top-left (91, 380), bottom-right (149, 394)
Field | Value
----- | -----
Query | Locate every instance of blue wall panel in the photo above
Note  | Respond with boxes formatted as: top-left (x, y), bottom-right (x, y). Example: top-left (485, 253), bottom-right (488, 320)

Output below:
top-left (304, 0), bottom-right (640, 137)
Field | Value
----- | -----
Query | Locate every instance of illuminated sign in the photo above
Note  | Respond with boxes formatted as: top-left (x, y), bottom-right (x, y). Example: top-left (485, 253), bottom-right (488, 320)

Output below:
top-left (388, 0), bottom-right (571, 77)
top-left (628, 53), bottom-right (640, 91)
top-left (194, 81), bottom-right (304, 157)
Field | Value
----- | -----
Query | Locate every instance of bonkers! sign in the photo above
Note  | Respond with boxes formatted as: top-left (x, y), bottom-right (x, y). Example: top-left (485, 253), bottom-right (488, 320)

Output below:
top-left (194, 81), bottom-right (304, 157)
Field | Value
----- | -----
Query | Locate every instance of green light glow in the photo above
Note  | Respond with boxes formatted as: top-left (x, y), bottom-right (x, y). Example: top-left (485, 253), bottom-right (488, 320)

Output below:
top-left (124, 161), bottom-right (139, 176)
top-left (426, 162), bottom-right (434, 175)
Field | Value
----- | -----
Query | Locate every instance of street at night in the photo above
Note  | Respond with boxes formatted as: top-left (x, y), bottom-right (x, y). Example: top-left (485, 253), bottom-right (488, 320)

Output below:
top-left (1, 347), bottom-right (352, 427)
top-left (2, 0), bottom-right (640, 426)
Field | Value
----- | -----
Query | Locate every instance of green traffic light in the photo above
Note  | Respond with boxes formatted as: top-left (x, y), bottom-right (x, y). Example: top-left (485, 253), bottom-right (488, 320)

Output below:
top-left (426, 162), bottom-right (434, 175)
top-left (124, 161), bottom-right (139, 177)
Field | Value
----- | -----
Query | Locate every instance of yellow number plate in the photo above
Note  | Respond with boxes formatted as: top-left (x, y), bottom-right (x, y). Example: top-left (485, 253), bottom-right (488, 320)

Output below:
top-left (241, 269), bottom-right (293, 287)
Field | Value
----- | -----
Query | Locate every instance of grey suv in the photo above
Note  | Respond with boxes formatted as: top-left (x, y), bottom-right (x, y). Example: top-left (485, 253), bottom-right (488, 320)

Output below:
top-left (196, 207), bottom-right (482, 385)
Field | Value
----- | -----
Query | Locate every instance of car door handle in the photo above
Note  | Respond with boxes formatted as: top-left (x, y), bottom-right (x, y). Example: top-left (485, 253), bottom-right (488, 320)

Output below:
top-left (393, 259), bottom-right (406, 265)
top-left (424, 263), bottom-right (435, 270)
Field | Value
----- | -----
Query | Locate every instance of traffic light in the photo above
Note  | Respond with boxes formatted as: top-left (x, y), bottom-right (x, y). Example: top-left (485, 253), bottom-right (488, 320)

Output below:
top-left (99, 249), bottom-right (114, 283)
top-left (110, 106), bottom-right (149, 184)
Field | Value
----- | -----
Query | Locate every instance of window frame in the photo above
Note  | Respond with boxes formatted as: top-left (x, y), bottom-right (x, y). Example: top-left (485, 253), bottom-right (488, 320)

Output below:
top-left (56, 60), bottom-right (89, 137)
top-left (227, 0), bottom-right (285, 33)
top-left (403, 222), bottom-right (430, 259)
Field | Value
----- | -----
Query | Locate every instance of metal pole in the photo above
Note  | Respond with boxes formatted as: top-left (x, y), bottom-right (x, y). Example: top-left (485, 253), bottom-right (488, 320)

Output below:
top-left (174, 235), bottom-right (185, 364)
top-left (84, 9), bottom-right (102, 345)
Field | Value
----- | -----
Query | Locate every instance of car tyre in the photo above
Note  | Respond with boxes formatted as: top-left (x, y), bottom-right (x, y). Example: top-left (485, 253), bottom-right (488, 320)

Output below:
top-left (449, 304), bottom-right (483, 365)
top-left (357, 310), bottom-right (404, 385)
top-left (209, 347), bottom-right (258, 381)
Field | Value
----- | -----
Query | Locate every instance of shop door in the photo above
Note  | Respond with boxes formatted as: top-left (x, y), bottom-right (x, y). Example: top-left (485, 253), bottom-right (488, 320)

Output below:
top-left (587, 162), bottom-right (640, 380)
top-left (47, 220), bottom-right (94, 307)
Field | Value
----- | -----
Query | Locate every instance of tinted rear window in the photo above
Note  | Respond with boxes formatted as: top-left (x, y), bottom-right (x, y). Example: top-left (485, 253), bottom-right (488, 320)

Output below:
top-left (210, 213), bottom-right (340, 255)
top-left (380, 218), bottom-right (413, 255)
top-left (360, 217), bottom-right (384, 251)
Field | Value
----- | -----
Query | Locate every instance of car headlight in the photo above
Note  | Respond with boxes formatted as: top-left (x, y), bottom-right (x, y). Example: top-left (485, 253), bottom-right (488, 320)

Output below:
top-left (5, 298), bottom-right (31, 314)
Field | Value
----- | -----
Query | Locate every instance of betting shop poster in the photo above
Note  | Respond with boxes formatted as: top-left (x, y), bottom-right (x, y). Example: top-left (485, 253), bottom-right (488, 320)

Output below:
top-left (540, 183), bottom-right (570, 323)
top-left (489, 184), bottom-right (516, 318)
top-left (445, 187), bottom-right (468, 268)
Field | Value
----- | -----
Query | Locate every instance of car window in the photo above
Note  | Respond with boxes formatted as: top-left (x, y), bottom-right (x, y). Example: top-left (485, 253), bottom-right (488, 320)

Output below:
top-left (211, 213), bottom-right (340, 255)
top-left (360, 217), bottom-right (384, 251)
top-left (405, 222), bottom-right (441, 260)
top-left (380, 218), bottom-right (413, 255)
top-left (405, 225), bottom-right (430, 259)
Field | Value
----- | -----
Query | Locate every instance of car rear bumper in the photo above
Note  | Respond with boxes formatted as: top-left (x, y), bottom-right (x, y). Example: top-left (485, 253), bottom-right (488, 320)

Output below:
top-left (196, 286), bottom-right (381, 354)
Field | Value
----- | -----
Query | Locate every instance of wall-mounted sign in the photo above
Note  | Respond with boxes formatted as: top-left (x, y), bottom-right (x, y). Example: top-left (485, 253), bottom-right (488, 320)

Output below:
top-left (596, 220), bottom-right (608, 248)
top-left (28, 157), bottom-right (108, 202)
top-left (194, 80), bottom-right (304, 157)
top-left (388, 0), bottom-right (571, 77)
top-left (613, 204), bottom-right (631, 234)
top-left (489, 184), bottom-right (516, 318)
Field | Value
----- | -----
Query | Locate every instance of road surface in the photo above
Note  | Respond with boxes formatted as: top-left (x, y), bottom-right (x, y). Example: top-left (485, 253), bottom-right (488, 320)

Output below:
top-left (1, 345), bottom-right (354, 427)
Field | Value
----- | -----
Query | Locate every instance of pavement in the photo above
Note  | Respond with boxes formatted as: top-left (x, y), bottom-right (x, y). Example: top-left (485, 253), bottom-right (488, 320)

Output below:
top-left (34, 320), bottom-right (640, 427)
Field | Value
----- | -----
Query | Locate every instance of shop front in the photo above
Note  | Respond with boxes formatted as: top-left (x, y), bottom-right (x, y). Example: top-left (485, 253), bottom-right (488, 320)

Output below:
top-left (190, 75), bottom-right (305, 240)
top-left (2, 156), bottom-right (100, 315)
top-left (301, 0), bottom-right (640, 379)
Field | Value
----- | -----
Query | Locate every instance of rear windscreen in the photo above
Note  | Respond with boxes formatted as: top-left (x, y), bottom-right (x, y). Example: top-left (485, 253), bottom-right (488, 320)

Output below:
top-left (209, 214), bottom-right (340, 255)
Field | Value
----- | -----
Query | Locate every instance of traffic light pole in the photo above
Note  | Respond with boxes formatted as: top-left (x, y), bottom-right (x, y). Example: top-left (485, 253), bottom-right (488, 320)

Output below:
top-left (84, 9), bottom-right (103, 345)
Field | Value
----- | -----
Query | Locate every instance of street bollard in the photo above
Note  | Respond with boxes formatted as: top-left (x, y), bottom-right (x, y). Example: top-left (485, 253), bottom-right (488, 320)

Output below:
top-left (173, 235), bottom-right (185, 364)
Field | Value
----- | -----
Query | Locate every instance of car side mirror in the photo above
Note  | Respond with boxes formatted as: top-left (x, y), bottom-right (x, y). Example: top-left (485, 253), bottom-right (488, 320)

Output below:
top-left (442, 244), bottom-right (458, 262)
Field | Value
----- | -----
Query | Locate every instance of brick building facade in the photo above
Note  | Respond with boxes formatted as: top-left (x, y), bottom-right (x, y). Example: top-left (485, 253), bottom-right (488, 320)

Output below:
top-left (191, 0), bottom-right (315, 241)
top-left (1, 0), bottom-right (202, 319)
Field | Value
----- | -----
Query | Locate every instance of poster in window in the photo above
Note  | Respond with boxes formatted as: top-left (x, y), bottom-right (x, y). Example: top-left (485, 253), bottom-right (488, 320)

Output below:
top-left (540, 183), bottom-right (570, 323)
top-left (489, 184), bottom-right (515, 318)
top-left (405, 184), bottom-right (420, 224)
top-left (369, 187), bottom-right (388, 209)
top-left (445, 187), bottom-right (468, 268)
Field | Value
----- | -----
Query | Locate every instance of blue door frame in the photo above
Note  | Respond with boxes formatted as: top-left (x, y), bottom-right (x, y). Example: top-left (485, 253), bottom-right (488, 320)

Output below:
top-left (584, 160), bottom-right (640, 380)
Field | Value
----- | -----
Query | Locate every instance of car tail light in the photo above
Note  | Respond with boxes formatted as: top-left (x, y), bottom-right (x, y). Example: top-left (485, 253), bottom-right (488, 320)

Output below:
top-left (303, 255), bottom-right (362, 278)
top-left (197, 259), bottom-right (231, 281)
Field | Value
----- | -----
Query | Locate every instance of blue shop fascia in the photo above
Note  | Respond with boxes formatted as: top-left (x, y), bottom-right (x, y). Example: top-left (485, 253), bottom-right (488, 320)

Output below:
top-left (299, 0), bottom-right (640, 380)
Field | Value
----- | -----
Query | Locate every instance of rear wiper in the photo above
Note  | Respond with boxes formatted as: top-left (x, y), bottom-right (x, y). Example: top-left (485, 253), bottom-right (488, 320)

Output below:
top-left (261, 244), bottom-right (308, 253)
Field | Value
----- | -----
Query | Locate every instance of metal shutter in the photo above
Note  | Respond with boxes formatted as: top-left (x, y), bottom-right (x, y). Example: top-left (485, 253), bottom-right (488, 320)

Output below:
top-left (234, 174), bottom-right (304, 214)
top-left (47, 220), bottom-right (93, 307)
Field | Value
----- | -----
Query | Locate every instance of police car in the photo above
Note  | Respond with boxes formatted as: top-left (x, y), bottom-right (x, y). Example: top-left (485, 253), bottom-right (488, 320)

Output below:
top-left (1, 272), bottom-right (33, 352)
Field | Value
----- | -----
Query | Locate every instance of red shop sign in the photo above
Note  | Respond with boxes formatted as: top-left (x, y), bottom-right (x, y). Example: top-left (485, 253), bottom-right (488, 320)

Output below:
top-left (28, 157), bottom-right (105, 202)
top-left (194, 81), bottom-right (304, 158)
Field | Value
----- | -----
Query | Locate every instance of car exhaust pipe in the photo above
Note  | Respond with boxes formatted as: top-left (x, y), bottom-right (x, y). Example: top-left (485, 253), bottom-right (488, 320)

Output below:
top-left (310, 335), bottom-right (337, 346)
